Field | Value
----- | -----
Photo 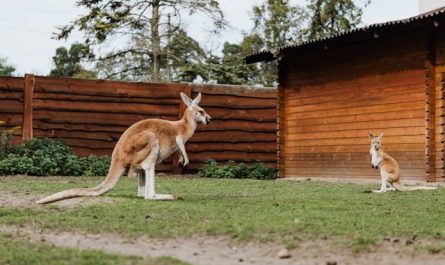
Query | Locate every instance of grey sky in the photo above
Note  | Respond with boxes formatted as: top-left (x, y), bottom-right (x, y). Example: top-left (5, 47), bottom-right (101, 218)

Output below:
top-left (0, 0), bottom-right (419, 75)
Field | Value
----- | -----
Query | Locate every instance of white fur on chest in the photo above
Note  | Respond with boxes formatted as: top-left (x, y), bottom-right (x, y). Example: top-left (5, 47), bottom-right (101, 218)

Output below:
top-left (370, 148), bottom-right (381, 167)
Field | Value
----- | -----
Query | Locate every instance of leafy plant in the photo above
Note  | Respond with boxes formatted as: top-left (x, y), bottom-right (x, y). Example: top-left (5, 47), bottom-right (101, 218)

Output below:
top-left (0, 137), bottom-right (111, 177)
top-left (80, 155), bottom-right (111, 176)
top-left (199, 160), bottom-right (276, 180)
top-left (0, 120), bottom-right (20, 160)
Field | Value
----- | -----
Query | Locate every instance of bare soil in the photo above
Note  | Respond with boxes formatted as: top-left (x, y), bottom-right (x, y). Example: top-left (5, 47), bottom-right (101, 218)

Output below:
top-left (1, 188), bottom-right (445, 265)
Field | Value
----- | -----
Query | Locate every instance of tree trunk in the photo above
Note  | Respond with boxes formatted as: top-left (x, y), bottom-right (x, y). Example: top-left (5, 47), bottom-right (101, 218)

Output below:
top-left (151, 0), bottom-right (161, 82)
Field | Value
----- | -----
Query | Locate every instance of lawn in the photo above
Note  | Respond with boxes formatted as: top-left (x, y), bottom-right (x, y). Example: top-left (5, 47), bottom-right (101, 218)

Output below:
top-left (0, 232), bottom-right (188, 265)
top-left (0, 176), bottom-right (444, 252)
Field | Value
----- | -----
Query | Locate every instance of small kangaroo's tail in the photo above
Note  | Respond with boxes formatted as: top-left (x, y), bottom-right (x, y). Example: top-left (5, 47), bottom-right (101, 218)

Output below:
top-left (392, 180), bottom-right (438, 192)
top-left (36, 160), bottom-right (126, 204)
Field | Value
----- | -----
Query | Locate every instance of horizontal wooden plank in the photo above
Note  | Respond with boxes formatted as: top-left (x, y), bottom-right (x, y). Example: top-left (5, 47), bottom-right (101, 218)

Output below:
top-left (204, 107), bottom-right (276, 122)
top-left (285, 152), bottom-right (424, 161)
top-left (192, 84), bottom-right (276, 99)
top-left (283, 167), bottom-right (425, 178)
top-left (286, 84), bottom-right (422, 107)
top-left (285, 101), bottom-right (424, 120)
top-left (282, 160), bottom-right (425, 169)
top-left (34, 92), bottom-right (181, 105)
top-left (0, 77), bottom-right (24, 90)
top-left (188, 151), bottom-right (276, 162)
top-left (187, 142), bottom-right (276, 153)
top-left (33, 110), bottom-right (178, 126)
top-left (34, 99), bottom-right (178, 116)
top-left (34, 76), bottom-right (188, 98)
top-left (286, 92), bottom-right (425, 114)
top-left (0, 99), bottom-right (23, 113)
top-left (281, 173), bottom-right (424, 181)
top-left (284, 127), bottom-right (425, 141)
top-left (284, 135), bottom-right (425, 147)
top-left (285, 109), bottom-right (424, 127)
top-left (33, 119), bottom-right (277, 133)
top-left (198, 95), bottom-right (276, 109)
top-left (0, 91), bottom-right (23, 100)
top-left (191, 131), bottom-right (276, 143)
top-left (283, 143), bottom-right (425, 153)
top-left (287, 118), bottom-right (424, 132)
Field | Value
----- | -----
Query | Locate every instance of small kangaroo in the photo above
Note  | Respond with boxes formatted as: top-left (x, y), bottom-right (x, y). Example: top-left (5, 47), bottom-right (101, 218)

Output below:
top-left (368, 132), bottom-right (437, 193)
top-left (37, 92), bottom-right (211, 204)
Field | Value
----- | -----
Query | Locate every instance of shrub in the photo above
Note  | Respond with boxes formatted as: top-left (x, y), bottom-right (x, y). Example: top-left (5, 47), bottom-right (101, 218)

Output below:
top-left (199, 160), bottom-right (276, 180)
top-left (0, 135), bottom-right (111, 177)
top-left (79, 155), bottom-right (111, 176)
top-left (0, 121), bottom-right (20, 160)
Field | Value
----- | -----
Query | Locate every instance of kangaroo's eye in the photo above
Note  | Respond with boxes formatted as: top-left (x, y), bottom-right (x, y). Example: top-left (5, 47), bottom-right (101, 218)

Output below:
top-left (199, 111), bottom-right (204, 115)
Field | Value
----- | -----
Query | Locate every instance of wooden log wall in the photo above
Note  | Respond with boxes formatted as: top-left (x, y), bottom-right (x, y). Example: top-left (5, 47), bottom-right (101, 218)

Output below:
top-left (280, 30), bottom-right (430, 180)
top-left (0, 75), bottom-right (277, 173)
top-left (0, 76), bottom-right (24, 144)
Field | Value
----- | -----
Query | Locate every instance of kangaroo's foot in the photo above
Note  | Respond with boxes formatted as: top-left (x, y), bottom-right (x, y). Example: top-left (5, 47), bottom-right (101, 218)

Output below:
top-left (372, 189), bottom-right (387, 193)
top-left (145, 194), bottom-right (179, 200)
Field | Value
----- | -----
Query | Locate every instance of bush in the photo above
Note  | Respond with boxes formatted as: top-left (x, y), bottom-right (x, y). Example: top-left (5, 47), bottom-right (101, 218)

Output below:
top-left (0, 121), bottom-right (20, 160)
top-left (0, 135), bottom-right (111, 177)
top-left (199, 160), bottom-right (276, 180)
top-left (79, 155), bottom-right (111, 176)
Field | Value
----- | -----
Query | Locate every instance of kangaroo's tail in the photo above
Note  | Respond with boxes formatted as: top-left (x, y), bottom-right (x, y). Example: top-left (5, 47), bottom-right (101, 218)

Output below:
top-left (36, 160), bottom-right (126, 204)
top-left (392, 180), bottom-right (438, 192)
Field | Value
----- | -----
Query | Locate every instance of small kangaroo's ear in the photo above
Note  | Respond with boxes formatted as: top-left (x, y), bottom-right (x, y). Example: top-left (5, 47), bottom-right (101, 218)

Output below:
top-left (377, 132), bottom-right (384, 141)
top-left (192, 92), bottom-right (202, 105)
top-left (180, 92), bottom-right (193, 107)
top-left (368, 132), bottom-right (374, 139)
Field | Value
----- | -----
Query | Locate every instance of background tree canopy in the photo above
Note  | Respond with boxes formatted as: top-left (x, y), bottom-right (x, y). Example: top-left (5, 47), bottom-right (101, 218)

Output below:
top-left (53, 0), bottom-right (370, 86)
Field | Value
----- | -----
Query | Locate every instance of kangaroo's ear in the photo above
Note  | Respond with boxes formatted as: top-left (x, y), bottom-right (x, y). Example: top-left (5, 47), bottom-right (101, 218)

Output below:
top-left (192, 92), bottom-right (202, 105)
top-left (368, 132), bottom-right (374, 139)
top-left (180, 92), bottom-right (193, 107)
top-left (377, 132), bottom-right (384, 141)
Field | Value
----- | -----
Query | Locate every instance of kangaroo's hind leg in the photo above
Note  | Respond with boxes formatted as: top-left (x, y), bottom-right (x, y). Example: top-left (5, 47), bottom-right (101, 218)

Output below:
top-left (372, 170), bottom-right (389, 193)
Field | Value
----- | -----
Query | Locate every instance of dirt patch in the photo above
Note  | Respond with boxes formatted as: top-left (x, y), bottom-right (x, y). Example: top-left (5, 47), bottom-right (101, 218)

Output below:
top-left (1, 224), bottom-right (444, 265)
top-left (0, 191), bottom-right (113, 208)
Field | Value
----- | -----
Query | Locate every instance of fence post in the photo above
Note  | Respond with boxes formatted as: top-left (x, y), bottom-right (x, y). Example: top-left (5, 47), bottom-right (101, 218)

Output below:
top-left (22, 74), bottom-right (35, 142)
top-left (171, 84), bottom-right (193, 174)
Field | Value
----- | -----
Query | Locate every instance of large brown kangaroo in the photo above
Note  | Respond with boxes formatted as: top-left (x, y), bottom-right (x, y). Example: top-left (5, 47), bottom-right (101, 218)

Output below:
top-left (37, 92), bottom-right (211, 203)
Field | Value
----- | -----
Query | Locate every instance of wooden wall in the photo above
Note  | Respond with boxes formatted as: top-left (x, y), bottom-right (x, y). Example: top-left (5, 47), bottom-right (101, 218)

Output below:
top-left (0, 76), bottom-right (277, 173)
top-left (279, 29), bottom-right (436, 181)
top-left (0, 77), bottom-right (24, 144)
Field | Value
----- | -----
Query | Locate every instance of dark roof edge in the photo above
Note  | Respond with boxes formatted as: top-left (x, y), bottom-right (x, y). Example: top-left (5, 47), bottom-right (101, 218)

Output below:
top-left (245, 6), bottom-right (445, 64)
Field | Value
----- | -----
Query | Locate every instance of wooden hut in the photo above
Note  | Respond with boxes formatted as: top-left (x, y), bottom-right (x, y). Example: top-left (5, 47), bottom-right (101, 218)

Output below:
top-left (245, 8), bottom-right (445, 182)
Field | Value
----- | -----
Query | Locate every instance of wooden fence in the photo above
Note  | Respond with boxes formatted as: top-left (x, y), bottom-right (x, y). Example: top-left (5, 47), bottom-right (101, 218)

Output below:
top-left (0, 74), bottom-right (277, 173)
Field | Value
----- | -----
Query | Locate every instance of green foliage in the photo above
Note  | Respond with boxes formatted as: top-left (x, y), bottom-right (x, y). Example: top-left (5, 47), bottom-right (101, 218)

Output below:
top-left (0, 121), bottom-right (20, 160)
top-left (80, 155), bottom-right (111, 176)
top-left (305, 0), bottom-right (370, 40)
top-left (0, 137), bottom-right (110, 177)
top-left (49, 42), bottom-right (97, 78)
top-left (57, 0), bottom-right (225, 82)
top-left (199, 160), bottom-right (276, 180)
top-left (0, 57), bottom-right (16, 76)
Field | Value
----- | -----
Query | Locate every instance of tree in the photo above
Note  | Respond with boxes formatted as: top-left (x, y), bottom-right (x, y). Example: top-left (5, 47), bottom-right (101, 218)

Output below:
top-left (56, 0), bottom-right (225, 82)
top-left (305, 0), bottom-right (370, 40)
top-left (49, 43), bottom-right (97, 78)
top-left (247, 0), bottom-right (306, 86)
top-left (0, 57), bottom-right (16, 76)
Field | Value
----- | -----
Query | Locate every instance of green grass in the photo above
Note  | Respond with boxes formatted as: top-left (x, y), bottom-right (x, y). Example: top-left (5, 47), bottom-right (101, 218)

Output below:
top-left (1, 176), bottom-right (444, 251)
top-left (0, 232), bottom-right (189, 265)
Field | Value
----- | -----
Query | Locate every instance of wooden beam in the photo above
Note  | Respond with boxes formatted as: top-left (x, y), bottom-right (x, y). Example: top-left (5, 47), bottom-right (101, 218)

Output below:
top-left (22, 74), bottom-right (35, 142)
top-left (277, 58), bottom-right (287, 178)
top-left (440, 73), bottom-right (445, 180)
top-left (425, 30), bottom-right (437, 182)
